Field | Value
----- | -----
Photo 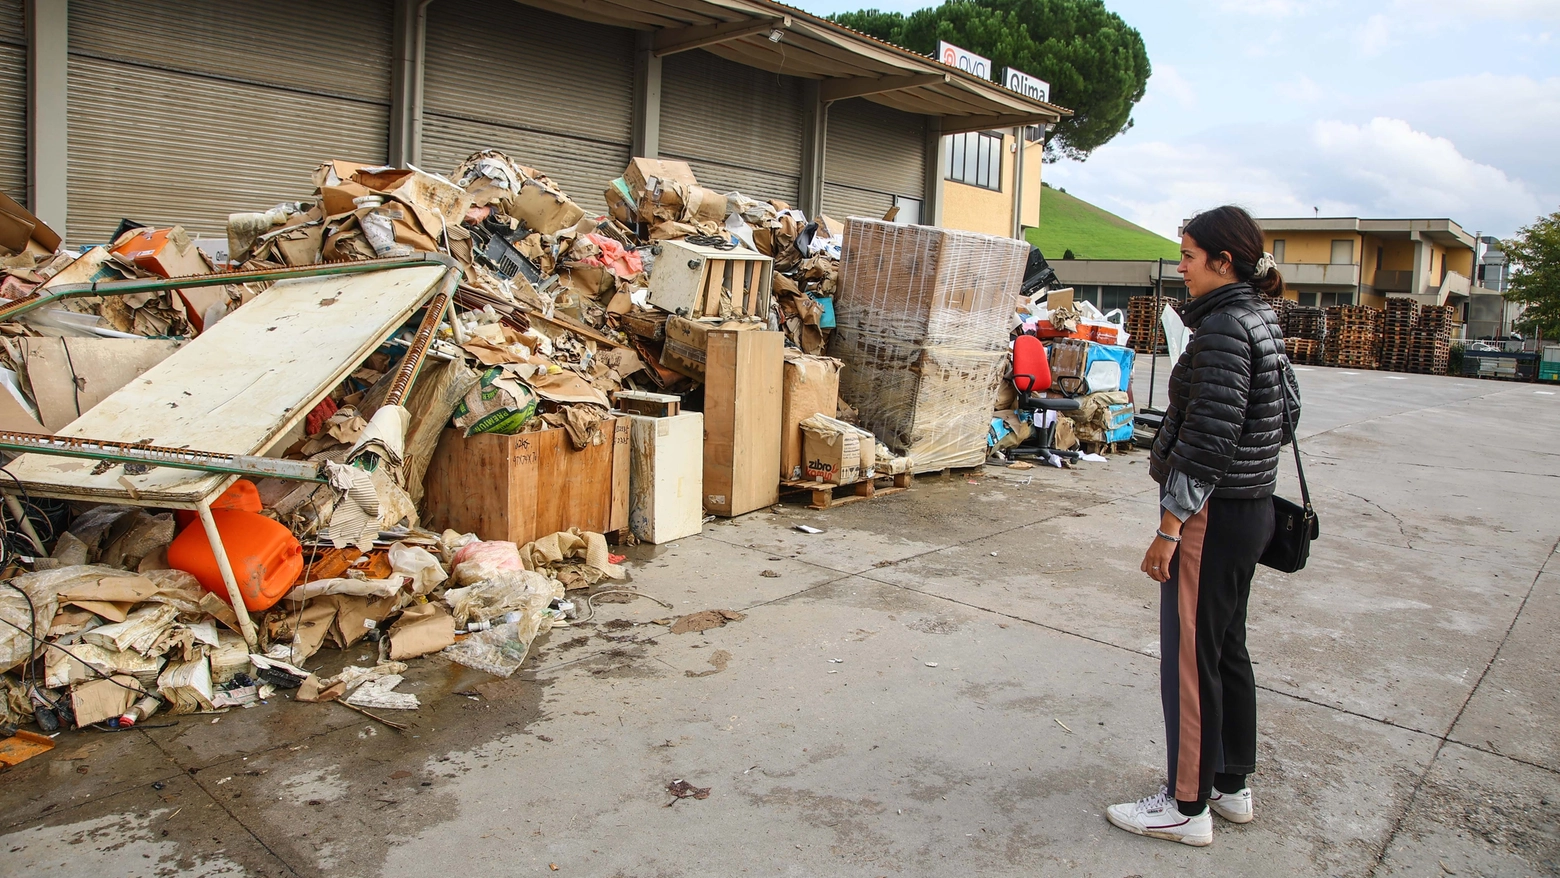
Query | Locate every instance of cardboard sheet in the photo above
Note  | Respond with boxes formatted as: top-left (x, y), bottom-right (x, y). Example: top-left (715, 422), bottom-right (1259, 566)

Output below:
top-left (388, 603), bottom-right (456, 660)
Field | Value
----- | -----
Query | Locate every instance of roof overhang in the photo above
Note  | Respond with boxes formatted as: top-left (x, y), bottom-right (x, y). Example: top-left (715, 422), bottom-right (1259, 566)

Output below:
top-left (1246, 217), bottom-right (1474, 249)
top-left (513, 0), bottom-right (1070, 127)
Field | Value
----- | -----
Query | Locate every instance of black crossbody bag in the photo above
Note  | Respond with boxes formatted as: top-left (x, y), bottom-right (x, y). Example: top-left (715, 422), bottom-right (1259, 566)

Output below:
top-left (1255, 316), bottom-right (1319, 572)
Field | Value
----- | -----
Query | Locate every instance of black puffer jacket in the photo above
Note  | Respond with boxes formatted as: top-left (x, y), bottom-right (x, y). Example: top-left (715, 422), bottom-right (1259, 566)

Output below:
top-left (1149, 282), bottom-right (1285, 498)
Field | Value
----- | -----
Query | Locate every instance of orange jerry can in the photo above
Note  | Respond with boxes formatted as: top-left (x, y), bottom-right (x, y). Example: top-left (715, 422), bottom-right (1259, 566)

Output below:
top-left (167, 510), bottom-right (303, 612)
top-left (174, 479), bottom-right (261, 529)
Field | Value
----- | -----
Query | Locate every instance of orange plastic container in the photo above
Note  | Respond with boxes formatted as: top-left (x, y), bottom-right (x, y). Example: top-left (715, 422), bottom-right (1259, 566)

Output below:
top-left (166, 510), bottom-right (303, 612)
top-left (174, 479), bottom-right (261, 529)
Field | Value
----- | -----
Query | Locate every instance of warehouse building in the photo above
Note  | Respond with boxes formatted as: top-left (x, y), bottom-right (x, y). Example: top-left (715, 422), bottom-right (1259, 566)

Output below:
top-left (6, 0), bottom-right (1065, 247)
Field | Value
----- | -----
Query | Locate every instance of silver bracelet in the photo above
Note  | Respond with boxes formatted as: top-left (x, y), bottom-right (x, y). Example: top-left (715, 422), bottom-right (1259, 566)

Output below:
top-left (1155, 529), bottom-right (1182, 543)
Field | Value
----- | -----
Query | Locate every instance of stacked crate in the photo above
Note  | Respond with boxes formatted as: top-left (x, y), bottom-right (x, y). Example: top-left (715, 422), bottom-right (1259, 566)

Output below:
top-left (1286, 306), bottom-right (1326, 359)
top-left (1126, 296), bottom-right (1160, 354)
top-left (1283, 337), bottom-right (1321, 365)
top-left (1409, 304), bottom-right (1454, 376)
top-left (1381, 297), bottom-right (1418, 372)
top-left (1124, 296), bottom-right (1185, 354)
top-left (1324, 305), bottom-right (1384, 370)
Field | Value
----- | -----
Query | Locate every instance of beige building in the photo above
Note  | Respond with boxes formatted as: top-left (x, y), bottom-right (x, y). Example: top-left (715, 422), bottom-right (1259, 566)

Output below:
top-left (938, 127), bottom-right (1044, 239)
top-left (1240, 217), bottom-right (1483, 311)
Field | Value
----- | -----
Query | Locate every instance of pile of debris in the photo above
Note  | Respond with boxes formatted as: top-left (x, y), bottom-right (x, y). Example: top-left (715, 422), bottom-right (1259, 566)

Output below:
top-left (0, 148), bottom-right (851, 746)
top-left (1, 513), bottom-right (623, 732)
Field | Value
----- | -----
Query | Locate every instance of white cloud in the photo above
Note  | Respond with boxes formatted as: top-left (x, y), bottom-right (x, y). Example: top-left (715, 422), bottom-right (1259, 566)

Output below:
top-left (1357, 14), bottom-right (1394, 57)
top-left (1212, 0), bottom-right (1315, 17)
top-left (1399, 0), bottom-right (1560, 21)
top-left (1043, 138), bottom-right (1343, 239)
top-left (1275, 75), bottom-right (1326, 104)
top-left (1147, 63), bottom-right (1197, 109)
top-left (1044, 116), bottom-right (1544, 240)
top-left (1308, 117), bottom-right (1541, 221)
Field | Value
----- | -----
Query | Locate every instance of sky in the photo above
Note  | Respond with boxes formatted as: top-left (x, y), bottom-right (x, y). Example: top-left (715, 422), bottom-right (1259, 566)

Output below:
top-left (795, 0), bottom-right (1560, 242)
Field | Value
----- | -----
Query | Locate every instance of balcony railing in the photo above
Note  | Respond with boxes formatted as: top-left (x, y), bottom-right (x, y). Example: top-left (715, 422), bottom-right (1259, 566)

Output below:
top-left (1440, 271), bottom-right (1471, 298)
top-left (1374, 269), bottom-right (1413, 292)
top-left (1277, 262), bottom-right (1359, 286)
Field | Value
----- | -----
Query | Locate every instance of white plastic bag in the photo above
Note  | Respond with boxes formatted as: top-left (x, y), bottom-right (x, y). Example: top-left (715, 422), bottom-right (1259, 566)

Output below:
top-left (389, 542), bottom-right (447, 595)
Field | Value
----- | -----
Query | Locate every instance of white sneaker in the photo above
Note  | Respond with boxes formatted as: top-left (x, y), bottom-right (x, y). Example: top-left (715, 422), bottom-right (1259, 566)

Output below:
top-left (1209, 787), bottom-right (1253, 824)
top-left (1106, 786), bottom-right (1213, 846)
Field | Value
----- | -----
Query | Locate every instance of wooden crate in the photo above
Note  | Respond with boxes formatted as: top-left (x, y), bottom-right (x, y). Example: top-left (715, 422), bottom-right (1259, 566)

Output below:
top-left (422, 418), bottom-right (630, 545)
top-left (648, 239), bottom-right (773, 319)
top-left (703, 329), bottom-right (783, 517)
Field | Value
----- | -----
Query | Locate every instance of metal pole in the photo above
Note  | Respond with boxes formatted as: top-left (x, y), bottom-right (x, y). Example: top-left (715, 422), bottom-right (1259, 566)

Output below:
top-left (0, 253), bottom-right (461, 323)
top-left (197, 501), bottom-right (259, 649)
top-left (1147, 260), bottom-right (1163, 411)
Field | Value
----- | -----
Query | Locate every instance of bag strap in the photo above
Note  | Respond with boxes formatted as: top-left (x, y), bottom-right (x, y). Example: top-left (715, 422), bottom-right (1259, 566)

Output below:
top-left (1279, 369), bottom-right (1311, 514)
top-left (1248, 303), bottom-right (1312, 515)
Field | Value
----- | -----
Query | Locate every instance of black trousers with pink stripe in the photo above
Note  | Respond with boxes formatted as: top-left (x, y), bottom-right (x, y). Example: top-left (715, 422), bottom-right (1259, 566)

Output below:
top-left (1160, 495), bottom-right (1272, 803)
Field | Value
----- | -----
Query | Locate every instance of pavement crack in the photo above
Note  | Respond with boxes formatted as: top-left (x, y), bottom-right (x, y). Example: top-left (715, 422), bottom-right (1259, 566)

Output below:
top-left (142, 730), bottom-right (306, 877)
top-left (1335, 489), bottom-right (1412, 546)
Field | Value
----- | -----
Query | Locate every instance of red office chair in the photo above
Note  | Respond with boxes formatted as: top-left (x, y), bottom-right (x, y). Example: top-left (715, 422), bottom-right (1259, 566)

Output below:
top-left (1007, 333), bottom-right (1082, 461)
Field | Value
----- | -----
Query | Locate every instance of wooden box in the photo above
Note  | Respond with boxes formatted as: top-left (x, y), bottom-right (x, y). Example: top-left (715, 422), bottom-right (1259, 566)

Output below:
top-left (703, 329), bottom-right (783, 517)
top-left (648, 239), bottom-right (773, 319)
top-left (628, 413), bottom-right (704, 544)
top-left (422, 418), bottom-right (630, 545)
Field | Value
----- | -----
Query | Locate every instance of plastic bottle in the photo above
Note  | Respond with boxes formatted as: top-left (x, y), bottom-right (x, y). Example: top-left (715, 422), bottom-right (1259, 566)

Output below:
top-left (463, 610), bottom-right (523, 633)
top-left (116, 696), bottom-right (162, 728)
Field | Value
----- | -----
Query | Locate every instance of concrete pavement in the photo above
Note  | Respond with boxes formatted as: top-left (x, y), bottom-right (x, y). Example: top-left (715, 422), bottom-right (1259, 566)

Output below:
top-left (2, 364), bottom-right (1557, 877)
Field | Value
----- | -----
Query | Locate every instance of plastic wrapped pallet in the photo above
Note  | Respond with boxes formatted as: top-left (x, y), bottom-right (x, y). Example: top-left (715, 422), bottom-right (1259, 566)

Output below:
top-left (830, 219), bottom-right (1028, 472)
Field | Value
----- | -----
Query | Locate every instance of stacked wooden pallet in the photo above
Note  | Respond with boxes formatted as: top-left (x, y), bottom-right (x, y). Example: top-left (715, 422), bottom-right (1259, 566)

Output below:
top-left (1408, 304), bottom-right (1455, 375)
top-left (1126, 296), bottom-right (1160, 354)
top-left (1261, 295), bottom-right (1294, 336)
top-left (1324, 305), bottom-right (1384, 369)
top-left (1124, 296), bottom-right (1185, 354)
top-left (1381, 297), bottom-right (1418, 372)
top-left (1283, 337), bottom-right (1321, 365)
top-left (1286, 306), bottom-right (1325, 341)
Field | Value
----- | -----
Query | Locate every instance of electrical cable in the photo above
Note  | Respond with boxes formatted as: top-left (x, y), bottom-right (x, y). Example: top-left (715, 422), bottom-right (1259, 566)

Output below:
top-left (1, 584), bottom-right (153, 697)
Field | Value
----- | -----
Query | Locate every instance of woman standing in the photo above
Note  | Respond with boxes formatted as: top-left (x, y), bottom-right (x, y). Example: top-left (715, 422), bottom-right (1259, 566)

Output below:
top-left (1106, 205), bottom-right (1289, 847)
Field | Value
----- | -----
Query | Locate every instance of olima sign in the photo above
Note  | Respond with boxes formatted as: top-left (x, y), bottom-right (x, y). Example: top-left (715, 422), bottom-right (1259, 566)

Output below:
top-left (938, 41), bottom-right (991, 79)
top-left (1002, 67), bottom-right (1049, 103)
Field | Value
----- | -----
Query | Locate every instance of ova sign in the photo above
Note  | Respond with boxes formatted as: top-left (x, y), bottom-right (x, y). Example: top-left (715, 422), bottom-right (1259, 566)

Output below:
top-left (937, 41), bottom-right (991, 79)
top-left (1002, 67), bottom-right (1050, 103)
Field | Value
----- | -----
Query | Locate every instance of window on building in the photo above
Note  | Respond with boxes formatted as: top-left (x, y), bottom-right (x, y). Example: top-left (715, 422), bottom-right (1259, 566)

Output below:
top-left (1320, 291), bottom-right (1354, 307)
top-left (1272, 239), bottom-right (1286, 263)
top-left (1376, 246), bottom-right (1384, 271)
top-left (1330, 239), bottom-right (1353, 265)
top-left (944, 131), bottom-right (1003, 191)
top-left (892, 195), bottom-right (922, 225)
top-left (1298, 291), bottom-right (1319, 307)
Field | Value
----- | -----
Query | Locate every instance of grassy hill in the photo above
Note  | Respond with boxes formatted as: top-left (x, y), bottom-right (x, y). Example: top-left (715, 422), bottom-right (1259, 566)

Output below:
top-left (1026, 185), bottom-right (1180, 261)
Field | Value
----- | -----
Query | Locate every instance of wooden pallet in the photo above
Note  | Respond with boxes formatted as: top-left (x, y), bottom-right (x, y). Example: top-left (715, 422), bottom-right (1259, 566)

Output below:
top-left (780, 472), bottom-right (911, 509)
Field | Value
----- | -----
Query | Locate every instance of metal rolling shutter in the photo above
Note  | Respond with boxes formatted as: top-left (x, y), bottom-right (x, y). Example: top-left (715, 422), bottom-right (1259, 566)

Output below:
top-left (422, 1), bottom-right (634, 215)
top-left (0, 0), bottom-right (26, 206)
top-left (823, 98), bottom-right (926, 222)
top-left (661, 50), bottom-right (804, 205)
top-left (66, 0), bottom-right (392, 245)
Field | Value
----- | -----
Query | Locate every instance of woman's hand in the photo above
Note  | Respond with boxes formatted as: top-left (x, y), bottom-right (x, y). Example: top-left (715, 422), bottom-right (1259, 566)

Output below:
top-left (1141, 510), bottom-right (1184, 583)
top-left (1141, 536), bottom-right (1176, 583)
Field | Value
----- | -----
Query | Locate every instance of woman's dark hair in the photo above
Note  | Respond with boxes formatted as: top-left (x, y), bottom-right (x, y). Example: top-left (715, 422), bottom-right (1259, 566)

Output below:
top-left (1183, 205), bottom-right (1284, 297)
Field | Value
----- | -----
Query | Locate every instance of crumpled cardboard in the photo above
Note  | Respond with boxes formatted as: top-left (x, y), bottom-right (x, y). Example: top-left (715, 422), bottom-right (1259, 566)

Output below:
top-left (55, 574), bottom-right (159, 623)
top-left (0, 191), bottom-right (62, 255)
top-left (352, 166), bottom-right (471, 242)
top-left (70, 675), bottom-right (143, 727)
top-left (781, 351), bottom-right (841, 481)
top-left (388, 602), bottom-right (455, 660)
